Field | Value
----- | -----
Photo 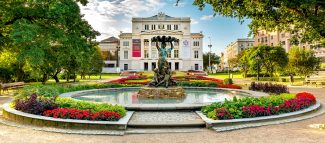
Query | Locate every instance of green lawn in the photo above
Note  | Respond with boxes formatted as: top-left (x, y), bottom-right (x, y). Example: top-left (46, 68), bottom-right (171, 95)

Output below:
top-left (208, 72), bottom-right (243, 79)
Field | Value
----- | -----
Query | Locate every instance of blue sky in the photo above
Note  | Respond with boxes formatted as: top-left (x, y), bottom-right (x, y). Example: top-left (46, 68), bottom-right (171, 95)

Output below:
top-left (79, 0), bottom-right (252, 55)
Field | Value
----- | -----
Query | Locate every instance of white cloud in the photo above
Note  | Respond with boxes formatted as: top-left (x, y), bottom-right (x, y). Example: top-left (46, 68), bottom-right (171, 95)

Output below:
top-left (200, 14), bottom-right (214, 20)
top-left (79, 0), bottom-right (166, 41)
top-left (191, 18), bottom-right (199, 25)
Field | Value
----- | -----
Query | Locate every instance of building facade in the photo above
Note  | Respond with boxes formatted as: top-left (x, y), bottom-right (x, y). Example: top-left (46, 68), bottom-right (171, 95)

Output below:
top-left (118, 12), bottom-right (204, 72)
top-left (225, 38), bottom-right (254, 62)
top-left (98, 37), bottom-right (120, 73)
top-left (253, 30), bottom-right (324, 56)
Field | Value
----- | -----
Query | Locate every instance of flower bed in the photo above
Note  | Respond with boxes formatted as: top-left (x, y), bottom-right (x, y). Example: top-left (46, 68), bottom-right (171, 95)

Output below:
top-left (12, 94), bottom-right (126, 121)
top-left (249, 82), bottom-right (289, 94)
top-left (43, 108), bottom-right (121, 121)
top-left (202, 92), bottom-right (316, 120)
top-left (109, 75), bottom-right (149, 85)
top-left (218, 84), bottom-right (242, 89)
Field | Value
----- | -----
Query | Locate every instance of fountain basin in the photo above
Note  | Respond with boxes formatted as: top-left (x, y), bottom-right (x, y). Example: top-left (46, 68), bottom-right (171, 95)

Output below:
top-left (60, 87), bottom-right (269, 110)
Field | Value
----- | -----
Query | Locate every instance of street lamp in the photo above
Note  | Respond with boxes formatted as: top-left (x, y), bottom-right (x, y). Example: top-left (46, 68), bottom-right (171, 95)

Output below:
top-left (208, 37), bottom-right (212, 73)
top-left (255, 55), bottom-right (260, 81)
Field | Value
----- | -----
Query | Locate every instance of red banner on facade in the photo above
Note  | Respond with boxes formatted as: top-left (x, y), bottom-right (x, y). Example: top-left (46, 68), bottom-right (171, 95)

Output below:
top-left (132, 39), bottom-right (141, 57)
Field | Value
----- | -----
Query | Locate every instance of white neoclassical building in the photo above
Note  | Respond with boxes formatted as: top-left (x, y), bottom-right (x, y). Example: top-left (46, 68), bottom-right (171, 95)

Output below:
top-left (118, 12), bottom-right (204, 72)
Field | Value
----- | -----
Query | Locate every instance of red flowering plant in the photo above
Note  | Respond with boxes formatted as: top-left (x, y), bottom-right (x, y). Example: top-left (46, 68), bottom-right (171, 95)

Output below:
top-left (43, 108), bottom-right (122, 121)
top-left (110, 75), bottom-right (149, 85)
top-left (218, 84), bottom-right (242, 89)
top-left (215, 107), bottom-right (234, 120)
top-left (296, 92), bottom-right (316, 103)
top-left (242, 105), bottom-right (280, 118)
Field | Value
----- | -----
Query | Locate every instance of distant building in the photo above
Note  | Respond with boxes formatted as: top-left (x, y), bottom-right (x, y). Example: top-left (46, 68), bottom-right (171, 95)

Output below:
top-left (98, 37), bottom-right (120, 73)
top-left (225, 38), bottom-right (254, 62)
top-left (118, 12), bottom-right (204, 72)
top-left (253, 30), bottom-right (324, 56)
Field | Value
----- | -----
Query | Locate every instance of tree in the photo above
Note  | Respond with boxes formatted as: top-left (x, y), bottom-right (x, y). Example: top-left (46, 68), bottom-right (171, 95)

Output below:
top-left (288, 46), bottom-right (320, 77)
top-left (249, 46), bottom-right (288, 77)
top-left (227, 57), bottom-right (238, 71)
top-left (0, 0), bottom-right (99, 84)
top-left (190, 0), bottom-right (325, 44)
top-left (203, 52), bottom-right (220, 71)
top-left (238, 48), bottom-right (253, 78)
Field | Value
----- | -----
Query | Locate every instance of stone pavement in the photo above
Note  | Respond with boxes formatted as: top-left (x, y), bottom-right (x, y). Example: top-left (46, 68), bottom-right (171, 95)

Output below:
top-left (128, 111), bottom-right (205, 127)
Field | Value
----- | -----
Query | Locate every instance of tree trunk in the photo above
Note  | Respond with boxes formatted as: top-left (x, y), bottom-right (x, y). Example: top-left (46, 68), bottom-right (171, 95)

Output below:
top-left (52, 70), bottom-right (60, 83)
top-left (67, 72), bottom-right (70, 82)
top-left (73, 72), bottom-right (76, 82)
top-left (99, 73), bottom-right (102, 79)
top-left (42, 74), bottom-right (48, 85)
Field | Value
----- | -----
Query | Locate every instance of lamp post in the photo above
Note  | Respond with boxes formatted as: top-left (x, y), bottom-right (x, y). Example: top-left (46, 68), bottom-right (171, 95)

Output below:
top-left (208, 37), bottom-right (212, 73)
top-left (256, 55), bottom-right (260, 81)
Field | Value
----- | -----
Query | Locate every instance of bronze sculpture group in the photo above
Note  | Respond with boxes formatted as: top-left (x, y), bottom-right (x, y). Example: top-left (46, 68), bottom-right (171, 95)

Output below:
top-left (149, 36), bottom-right (178, 88)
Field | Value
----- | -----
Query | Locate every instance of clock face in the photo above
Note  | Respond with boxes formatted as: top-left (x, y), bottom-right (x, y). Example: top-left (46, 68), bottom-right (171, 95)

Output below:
top-left (183, 40), bottom-right (189, 46)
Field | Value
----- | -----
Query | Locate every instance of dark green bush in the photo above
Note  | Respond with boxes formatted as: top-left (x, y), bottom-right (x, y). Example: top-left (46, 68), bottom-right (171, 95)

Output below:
top-left (223, 78), bottom-right (233, 84)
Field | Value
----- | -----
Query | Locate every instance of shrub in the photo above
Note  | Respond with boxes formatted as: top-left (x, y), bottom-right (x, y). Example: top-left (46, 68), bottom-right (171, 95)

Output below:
top-left (223, 78), bottom-right (233, 84)
top-left (43, 108), bottom-right (121, 121)
top-left (215, 107), bottom-right (233, 120)
top-left (249, 82), bottom-right (289, 94)
top-left (218, 84), bottom-right (242, 89)
top-left (15, 94), bottom-right (58, 115)
top-left (55, 97), bottom-right (127, 117)
top-left (296, 92), bottom-right (316, 103)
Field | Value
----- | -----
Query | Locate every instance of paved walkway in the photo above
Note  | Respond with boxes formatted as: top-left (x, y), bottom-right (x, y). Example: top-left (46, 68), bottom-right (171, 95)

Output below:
top-left (128, 111), bottom-right (204, 127)
top-left (0, 87), bottom-right (324, 143)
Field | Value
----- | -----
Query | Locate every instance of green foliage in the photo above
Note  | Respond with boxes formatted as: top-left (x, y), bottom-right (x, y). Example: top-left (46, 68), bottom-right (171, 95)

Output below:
top-left (15, 83), bottom-right (142, 99)
top-left (287, 46), bottom-right (320, 77)
top-left (238, 46), bottom-right (288, 77)
top-left (201, 93), bottom-right (296, 118)
top-left (192, 0), bottom-right (325, 43)
top-left (203, 52), bottom-right (220, 70)
top-left (223, 78), bottom-right (233, 84)
top-left (55, 97), bottom-right (126, 117)
top-left (0, 0), bottom-right (99, 84)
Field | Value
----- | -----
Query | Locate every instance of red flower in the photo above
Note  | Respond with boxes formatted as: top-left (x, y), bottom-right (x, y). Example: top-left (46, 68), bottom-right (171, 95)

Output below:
top-left (43, 108), bottom-right (121, 121)
top-left (218, 84), bottom-right (242, 89)
top-left (296, 92), bottom-right (316, 103)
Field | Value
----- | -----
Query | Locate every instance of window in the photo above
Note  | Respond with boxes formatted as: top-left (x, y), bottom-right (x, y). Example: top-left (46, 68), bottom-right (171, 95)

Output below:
top-left (152, 62), bottom-right (156, 70)
top-left (167, 51), bottom-right (171, 58)
top-left (195, 64), bottom-right (199, 70)
top-left (144, 39), bottom-right (149, 46)
top-left (271, 43), bottom-right (273, 46)
top-left (144, 62), bottom-right (148, 71)
top-left (175, 62), bottom-right (179, 71)
top-left (123, 41), bottom-right (129, 46)
top-left (151, 41), bottom-right (156, 46)
top-left (258, 39), bottom-right (260, 42)
top-left (144, 24), bottom-right (149, 30)
top-left (174, 25), bottom-right (178, 30)
top-left (270, 36), bottom-right (273, 40)
top-left (151, 25), bottom-right (156, 30)
top-left (167, 25), bottom-right (171, 30)
top-left (174, 50), bottom-right (179, 58)
top-left (144, 49), bottom-right (149, 58)
top-left (193, 41), bottom-right (200, 46)
top-left (158, 24), bottom-right (164, 29)
top-left (124, 51), bottom-right (128, 59)
top-left (151, 49), bottom-right (157, 58)
top-left (281, 41), bottom-right (286, 45)
top-left (281, 33), bottom-right (285, 38)
top-left (124, 64), bottom-right (128, 70)
top-left (194, 51), bottom-right (199, 59)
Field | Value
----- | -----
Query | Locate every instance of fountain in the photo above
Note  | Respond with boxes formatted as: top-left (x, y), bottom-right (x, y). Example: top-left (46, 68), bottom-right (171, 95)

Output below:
top-left (137, 36), bottom-right (186, 99)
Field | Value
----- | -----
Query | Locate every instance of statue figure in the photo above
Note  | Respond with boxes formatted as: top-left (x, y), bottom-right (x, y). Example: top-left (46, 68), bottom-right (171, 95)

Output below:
top-left (149, 36), bottom-right (178, 88)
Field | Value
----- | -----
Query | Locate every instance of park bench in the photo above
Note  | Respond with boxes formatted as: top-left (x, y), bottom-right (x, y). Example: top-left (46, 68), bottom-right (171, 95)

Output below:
top-left (303, 78), bottom-right (325, 87)
top-left (0, 82), bottom-right (25, 95)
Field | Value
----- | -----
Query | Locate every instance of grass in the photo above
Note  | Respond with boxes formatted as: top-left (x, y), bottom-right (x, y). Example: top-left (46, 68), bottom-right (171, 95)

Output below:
top-left (208, 72), bottom-right (243, 79)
